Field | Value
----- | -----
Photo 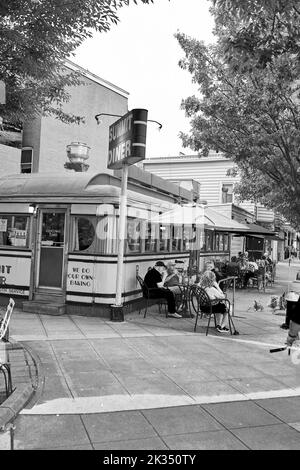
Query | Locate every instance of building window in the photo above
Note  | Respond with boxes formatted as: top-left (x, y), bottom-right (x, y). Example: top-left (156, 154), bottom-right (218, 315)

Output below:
top-left (20, 147), bottom-right (33, 173)
top-left (221, 183), bottom-right (233, 203)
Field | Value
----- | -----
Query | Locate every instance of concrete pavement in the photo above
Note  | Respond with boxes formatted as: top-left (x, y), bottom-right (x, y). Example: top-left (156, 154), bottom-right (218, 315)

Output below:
top-left (1, 260), bottom-right (300, 449)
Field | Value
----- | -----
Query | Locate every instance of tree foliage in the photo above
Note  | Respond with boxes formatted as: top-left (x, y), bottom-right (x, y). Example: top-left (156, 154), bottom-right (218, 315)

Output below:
top-left (0, 0), bottom-right (153, 126)
top-left (176, 0), bottom-right (300, 227)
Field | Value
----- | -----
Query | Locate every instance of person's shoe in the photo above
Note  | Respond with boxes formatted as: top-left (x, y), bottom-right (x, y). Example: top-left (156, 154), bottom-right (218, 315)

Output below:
top-left (168, 312), bottom-right (182, 318)
top-left (216, 325), bottom-right (229, 333)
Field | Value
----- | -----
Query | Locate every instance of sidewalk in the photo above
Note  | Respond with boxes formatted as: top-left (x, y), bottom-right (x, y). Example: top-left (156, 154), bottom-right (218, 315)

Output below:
top-left (2, 260), bottom-right (300, 449)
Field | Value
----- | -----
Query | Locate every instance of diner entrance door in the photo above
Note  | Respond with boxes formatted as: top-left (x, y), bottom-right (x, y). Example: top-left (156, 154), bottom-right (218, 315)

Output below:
top-left (36, 210), bottom-right (67, 293)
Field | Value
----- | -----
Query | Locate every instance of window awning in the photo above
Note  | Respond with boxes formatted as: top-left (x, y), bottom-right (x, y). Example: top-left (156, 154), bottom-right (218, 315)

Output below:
top-left (204, 207), bottom-right (249, 233)
top-left (152, 205), bottom-right (250, 233)
top-left (244, 222), bottom-right (278, 238)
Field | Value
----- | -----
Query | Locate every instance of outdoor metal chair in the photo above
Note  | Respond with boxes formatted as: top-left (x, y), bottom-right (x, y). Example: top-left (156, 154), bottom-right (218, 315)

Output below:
top-left (136, 275), bottom-right (168, 318)
top-left (0, 298), bottom-right (15, 398)
top-left (250, 267), bottom-right (266, 291)
top-left (189, 286), bottom-right (237, 336)
top-left (266, 263), bottom-right (276, 286)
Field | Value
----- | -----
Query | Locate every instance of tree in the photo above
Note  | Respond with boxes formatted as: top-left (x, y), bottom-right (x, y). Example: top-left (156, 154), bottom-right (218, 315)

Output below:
top-left (0, 0), bottom-right (153, 126)
top-left (175, 0), bottom-right (300, 227)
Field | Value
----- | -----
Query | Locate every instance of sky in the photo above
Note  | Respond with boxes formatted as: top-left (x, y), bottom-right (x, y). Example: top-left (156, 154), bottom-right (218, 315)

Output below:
top-left (74, 0), bottom-right (215, 158)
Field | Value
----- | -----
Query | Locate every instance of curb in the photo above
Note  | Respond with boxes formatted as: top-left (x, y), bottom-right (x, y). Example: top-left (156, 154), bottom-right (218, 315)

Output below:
top-left (0, 341), bottom-right (42, 432)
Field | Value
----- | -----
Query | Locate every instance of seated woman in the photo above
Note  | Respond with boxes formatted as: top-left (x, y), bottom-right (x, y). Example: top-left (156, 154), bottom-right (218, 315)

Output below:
top-left (199, 270), bottom-right (230, 333)
top-left (203, 260), bottom-right (223, 283)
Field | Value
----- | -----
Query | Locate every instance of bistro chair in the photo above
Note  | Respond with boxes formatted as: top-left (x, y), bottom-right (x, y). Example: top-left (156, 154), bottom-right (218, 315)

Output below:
top-left (0, 298), bottom-right (15, 398)
top-left (136, 275), bottom-right (168, 318)
top-left (190, 286), bottom-right (238, 336)
top-left (250, 266), bottom-right (266, 292)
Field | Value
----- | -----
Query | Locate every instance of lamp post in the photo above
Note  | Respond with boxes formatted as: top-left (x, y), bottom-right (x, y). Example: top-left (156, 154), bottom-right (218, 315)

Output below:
top-left (95, 109), bottom-right (162, 321)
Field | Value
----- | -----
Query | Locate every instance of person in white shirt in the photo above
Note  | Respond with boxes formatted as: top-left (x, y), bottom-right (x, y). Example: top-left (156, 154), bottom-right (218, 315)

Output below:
top-left (199, 271), bottom-right (230, 333)
top-left (243, 259), bottom-right (258, 288)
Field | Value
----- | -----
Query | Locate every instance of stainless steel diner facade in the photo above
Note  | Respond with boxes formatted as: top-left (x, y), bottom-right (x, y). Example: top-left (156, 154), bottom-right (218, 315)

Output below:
top-left (0, 170), bottom-right (250, 315)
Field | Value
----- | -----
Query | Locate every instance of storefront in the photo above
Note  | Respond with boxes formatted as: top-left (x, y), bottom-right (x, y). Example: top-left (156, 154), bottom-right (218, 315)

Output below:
top-left (0, 172), bottom-right (199, 314)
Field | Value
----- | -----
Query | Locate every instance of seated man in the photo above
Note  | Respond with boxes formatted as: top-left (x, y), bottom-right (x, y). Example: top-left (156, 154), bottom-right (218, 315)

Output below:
top-left (199, 270), bottom-right (230, 333)
top-left (144, 261), bottom-right (182, 318)
top-left (226, 256), bottom-right (241, 276)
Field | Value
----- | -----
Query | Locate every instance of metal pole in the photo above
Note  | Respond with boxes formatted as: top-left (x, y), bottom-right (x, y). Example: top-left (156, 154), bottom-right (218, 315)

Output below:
top-left (232, 277), bottom-right (235, 317)
top-left (115, 164), bottom-right (128, 306)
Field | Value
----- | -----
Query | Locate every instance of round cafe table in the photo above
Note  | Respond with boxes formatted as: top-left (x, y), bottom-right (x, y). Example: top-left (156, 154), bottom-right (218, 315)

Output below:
top-left (177, 283), bottom-right (194, 318)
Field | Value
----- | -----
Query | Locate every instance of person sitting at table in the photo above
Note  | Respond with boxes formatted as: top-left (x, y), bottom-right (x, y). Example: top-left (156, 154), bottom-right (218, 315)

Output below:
top-left (203, 260), bottom-right (223, 283)
top-left (243, 258), bottom-right (259, 288)
top-left (164, 262), bottom-right (181, 293)
top-left (199, 270), bottom-right (230, 333)
top-left (226, 256), bottom-right (241, 276)
top-left (144, 261), bottom-right (182, 318)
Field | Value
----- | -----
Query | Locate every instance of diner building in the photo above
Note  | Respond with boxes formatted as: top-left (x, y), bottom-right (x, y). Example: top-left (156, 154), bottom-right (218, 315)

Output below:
top-left (0, 166), bottom-right (253, 316)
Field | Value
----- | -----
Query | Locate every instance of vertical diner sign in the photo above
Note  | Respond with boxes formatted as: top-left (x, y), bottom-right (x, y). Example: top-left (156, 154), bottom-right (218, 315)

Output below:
top-left (107, 109), bottom-right (148, 169)
top-left (107, 109), bottom-right (148, 311)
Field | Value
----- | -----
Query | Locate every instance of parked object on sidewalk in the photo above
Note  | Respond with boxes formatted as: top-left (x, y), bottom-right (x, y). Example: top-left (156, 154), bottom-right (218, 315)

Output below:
top-left (269, 294), bottom-right (285, 311)
top-left (270, 346), bottom-right (290, 354)
top-left (247, 299), bottom-right (264, 312)
top-left (0, 298), bottom-right (15, 342)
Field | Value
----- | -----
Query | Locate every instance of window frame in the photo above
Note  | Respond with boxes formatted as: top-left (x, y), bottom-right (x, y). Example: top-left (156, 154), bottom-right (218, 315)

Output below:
top-left (221, 182), bottom-right (234, 204)
top-left (0, 214), bottom-right (31, 249)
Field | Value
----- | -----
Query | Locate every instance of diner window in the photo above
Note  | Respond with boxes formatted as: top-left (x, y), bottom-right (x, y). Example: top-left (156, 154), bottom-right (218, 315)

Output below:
top-left (96, 215), bottom-right (118, 254)
top-left (214, 233), bottom-right (220, 251)
top-left (145, 222), bottom-right (158, 252)
top-left (0, 215), bottom-right (30, 247)
top-left (183, 225), bottom-right (196, 251)
top-left (221, 183), bottom-right (234, 203)
top-left (223, 234), bottom-right (229, 251)
top-left (73, 216), bottom-right (96, 252)
top-left (204, 230), bottom-right (213, 251)
top-left (172, 225), bottom-right (182, 252)
top-left (159, 224), bottom-right (170, 252)
top-left (126, 218), bottom-right (141, 253)
top-left (219, 233), bottom-right (224, 251)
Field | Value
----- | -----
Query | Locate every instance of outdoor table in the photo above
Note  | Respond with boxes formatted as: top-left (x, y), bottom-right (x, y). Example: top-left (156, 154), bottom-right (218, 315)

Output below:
top-left (177, 282), bottom-right (194, 318)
